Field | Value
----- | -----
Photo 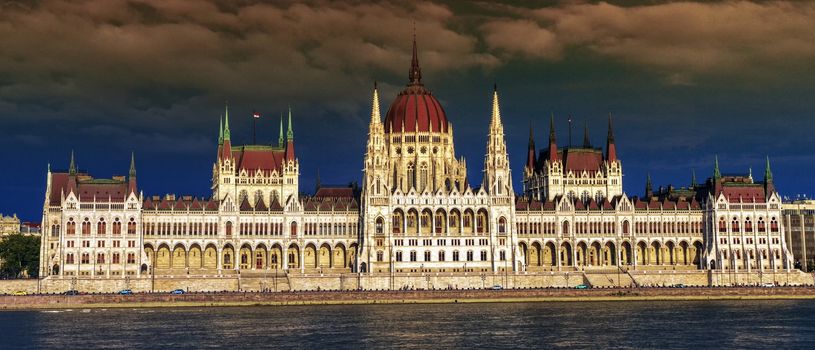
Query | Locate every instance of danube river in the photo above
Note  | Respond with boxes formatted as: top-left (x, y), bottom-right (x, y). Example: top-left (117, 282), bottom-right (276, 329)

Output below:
top-left (2, 300), bottom-right (815, 349)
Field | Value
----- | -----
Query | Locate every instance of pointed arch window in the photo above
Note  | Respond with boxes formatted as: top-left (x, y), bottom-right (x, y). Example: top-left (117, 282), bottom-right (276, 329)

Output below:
top-left (419, 163), bottom-right (428, 191)
top-left (407, 163), bottom-right (415, 190)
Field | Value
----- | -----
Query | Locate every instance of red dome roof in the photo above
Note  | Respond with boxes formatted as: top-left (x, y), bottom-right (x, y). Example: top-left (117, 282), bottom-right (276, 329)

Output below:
top-left (383, 35), bottom-right (448, 134)
top-left (384, 85), bottom-right (448, 133)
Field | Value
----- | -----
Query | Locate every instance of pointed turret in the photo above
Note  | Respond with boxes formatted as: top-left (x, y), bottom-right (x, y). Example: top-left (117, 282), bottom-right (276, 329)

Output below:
top-left (714, 155), bottom-right (721, 180)
top-left (128, 152), bottom-right (137, 195)
top-left (490, 83), bottom-right (502, 126)
top-left (278, 112), bottom-right (284, 148)
top-left (218, 116), bottom-right (224, 145)
top-left (691, 168), bottom-right (697, 187)
top-left (315, 168), bottom-right (321, 193)
top-left (221, 103), bottom-right (232, 161)
top-left (645, 173), bottom-right (653, 198)
top-left (69, 150), bottom-right (76, 175)
top-left (285, 106), bottom-right (295, 161)
top-left (606, 113), bottom-right (617, 161)
top-left (371, 82), bottom-right (381, 124)
top-left (764, 156), bottom-right (775, 196)
top-left (408, 27), bottom-right (422, 86)
top-left (547, 113), bottom-right (558, 161)
top-left (526, 122), bottom-right (536, 172)
top-left (582, 121), bottom-right (591, 148)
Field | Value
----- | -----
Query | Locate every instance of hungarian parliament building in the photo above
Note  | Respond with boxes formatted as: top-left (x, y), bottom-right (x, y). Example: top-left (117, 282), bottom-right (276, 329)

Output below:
top-left (38, 39), bottom-right (794, 279)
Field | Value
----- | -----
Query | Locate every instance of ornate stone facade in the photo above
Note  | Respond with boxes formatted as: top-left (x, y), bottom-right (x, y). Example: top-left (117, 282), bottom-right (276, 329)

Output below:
top-left (37, 37), bottom-right (795, 284)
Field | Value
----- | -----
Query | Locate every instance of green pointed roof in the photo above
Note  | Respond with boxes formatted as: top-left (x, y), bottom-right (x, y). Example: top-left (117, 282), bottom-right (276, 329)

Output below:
top-left (765, 156), bottom-right (773, 182)
top-left (714, 155), bottom-right (721, 179)
top-left (129, 152), bottom-right (136, 177)
top-left (287, 106), bottom-right (293, 140)
top-left (279, 112), bottom-right (284, 147)
top-left (223, 103), bottom-right (231, 141)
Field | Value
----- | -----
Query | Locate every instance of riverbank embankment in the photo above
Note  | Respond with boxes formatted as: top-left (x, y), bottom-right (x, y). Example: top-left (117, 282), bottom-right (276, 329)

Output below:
top-left (2, 287), bottom-right (815, 310)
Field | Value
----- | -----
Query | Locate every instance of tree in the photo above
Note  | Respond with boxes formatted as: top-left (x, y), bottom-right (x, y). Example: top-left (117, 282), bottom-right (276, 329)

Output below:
top-left (0, 234), bottom-right (40, 278)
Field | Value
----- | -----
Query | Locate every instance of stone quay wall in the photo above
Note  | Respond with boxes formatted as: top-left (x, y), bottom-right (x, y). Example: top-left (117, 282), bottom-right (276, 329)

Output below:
top-left (1, 270), bottom-right (813, 294)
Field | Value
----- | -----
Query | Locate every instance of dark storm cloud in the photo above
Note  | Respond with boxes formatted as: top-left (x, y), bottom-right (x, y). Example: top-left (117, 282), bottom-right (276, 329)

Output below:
top-left (0, 0), bottom-right (498, 130)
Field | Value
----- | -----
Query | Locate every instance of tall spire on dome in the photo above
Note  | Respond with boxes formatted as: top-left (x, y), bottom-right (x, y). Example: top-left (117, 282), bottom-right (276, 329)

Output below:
top-left (371, 81), bottom-right (381, 123)
top-left (691, 168), bottom-right (697, 187)
top-left (408, 23), bottom-right (422, 85)
top-left (645, 172), bottom-right (653, 198)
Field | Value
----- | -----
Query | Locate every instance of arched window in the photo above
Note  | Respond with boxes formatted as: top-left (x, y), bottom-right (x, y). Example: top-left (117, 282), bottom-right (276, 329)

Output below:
top-left (97, 218), bottom-right (106, 235)
top-left (438, 250), bottom-right (446, 261)
top-left (82, 218), bottom-right (91, 235)
top-left (745, 218), bottom-right (752, 232)
top-left (225, 221), bottom-right (233, 236)
top-left (407, 163), bottom-right (415, 190)
top-left (758, 218), bottom-right (766, 232)
top-left (419, 163), bottom-right (428, 191)
top-left (375, 217), bottom-right (384, 234)
top-left (770, 218), bottom-right (779, 232)
top-left (731, 217), bottom-right (739, 232)
top-left (127, 218), bottom-right (136, 235)
top-left (581, 191), bottom-right (590, 203)
top-left (112, 218), bottom-right (122, 235)
top-left (562, 221), bottom-right (570, 235)
top-left (66, 218), bottom-right (75, 235)
top-left (498, 217), bottom-right (506, 234)
top-left (290, 221), bottom-right (298, 237)
top-left (622, 221), bottom-right (629, 234)
top-left (718, 217), bottom-right (727, 233)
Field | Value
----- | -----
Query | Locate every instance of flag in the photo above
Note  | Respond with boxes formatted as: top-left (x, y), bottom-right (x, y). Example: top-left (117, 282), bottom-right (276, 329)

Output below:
top-left (253, 111), bottom-right (261, 119)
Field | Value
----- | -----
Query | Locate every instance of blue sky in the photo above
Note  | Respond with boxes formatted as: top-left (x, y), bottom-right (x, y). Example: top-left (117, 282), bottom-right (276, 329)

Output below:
top-left (2, 1), bottom-right (815, 221)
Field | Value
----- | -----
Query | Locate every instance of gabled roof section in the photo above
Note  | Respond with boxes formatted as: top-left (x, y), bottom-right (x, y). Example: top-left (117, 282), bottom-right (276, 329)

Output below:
top-left (232, 145), bottom-right (286, 173)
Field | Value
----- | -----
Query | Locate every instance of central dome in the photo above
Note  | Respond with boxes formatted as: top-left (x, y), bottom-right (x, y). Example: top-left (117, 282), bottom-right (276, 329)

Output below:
top-left (383, 36), bottom-right (448, 134)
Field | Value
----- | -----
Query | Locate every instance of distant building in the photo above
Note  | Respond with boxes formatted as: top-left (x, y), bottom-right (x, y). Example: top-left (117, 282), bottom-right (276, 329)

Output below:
top-left (0, 213), bottom-right (20, 236)
top-left (783, 200), bottom-right (815, 272)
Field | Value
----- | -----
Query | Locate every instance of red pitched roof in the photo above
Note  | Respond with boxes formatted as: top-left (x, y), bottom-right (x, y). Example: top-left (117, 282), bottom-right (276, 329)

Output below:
top-left (722, 186), bottom-right (766, 203)
top-left (561, 149), bottom-right (603, 173)
top-left (232, 146), bottom-right (285, 173)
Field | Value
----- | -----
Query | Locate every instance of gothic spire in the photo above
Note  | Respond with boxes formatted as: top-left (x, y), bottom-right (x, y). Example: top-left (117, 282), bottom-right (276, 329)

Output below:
top-left (129, 152), bottom-right (136, 178)
top-left (223, 102), bottom-right (231, 141)
top-left (714, 155), bottom-right (721, 180)
top-left (69, 150), bottom-right (76, 175)
top-left (548, 113), bottom-right (558, 161)
top-left (278, 112), bottom-right (284, 147)
top-left (526, 121), bottom-right (536, 171)
top-left (691, 168), bottom-right (697, 187)
top-left (764, 156), bottom-right (773, 183)
top-left (371, 81), bottom-right (381, 124)
top-left (218, 115), bottom-right (224, 145)
top-left (287, 106), bottom-right (294, 140)
top-left (408, 25), bottom-right (422, 85)
top-left (582, 121), bottom-right (591, 148)
top-left (606, 113), bottom-right (617, 161)
top-left (645, 172), bottom-right (653, 197)
top-left (490, 83), bottom-right (501, 126)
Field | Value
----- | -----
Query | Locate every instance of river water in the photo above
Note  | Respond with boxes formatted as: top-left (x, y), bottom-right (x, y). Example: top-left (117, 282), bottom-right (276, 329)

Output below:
top-left (2, 300), bottom-right (814, 349)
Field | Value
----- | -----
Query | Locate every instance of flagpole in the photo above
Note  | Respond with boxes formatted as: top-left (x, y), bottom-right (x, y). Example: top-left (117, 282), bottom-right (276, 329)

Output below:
top-left (568, 114), bottom-right (573, 147)
top-left (252, 110), bottom-right (257, 144)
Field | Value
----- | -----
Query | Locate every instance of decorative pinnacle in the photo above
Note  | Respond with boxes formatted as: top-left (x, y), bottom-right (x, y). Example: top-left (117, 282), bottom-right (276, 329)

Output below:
top-left (549, 113), bottom-right (556, 145)
top-left (223, 102), bottom-right (231, 141)
top-left (582, 121), bottom-right (591, 148)
top-left (287, 106), bottom-right (293, 140)
top-left (765, 156), bottom-right (773, 182)
top-left (408, 25), bottom-right (422, 85)
top-left (218, 115), bottom-right (223, 145)
top-left (371, 81), bottom-right (381, 123)
top-left (69, 150), bottom-right (76, 175)
top-left (129, 152), bottom-right (136, 177)
top-left (491, 84), bottom-right (501, 125)
top-left (714, 155), bottom-right (721, 179)
top-left (607, 113), bottom-right (615, 143)
top-left (278, 112), bottom-right (284, 147)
